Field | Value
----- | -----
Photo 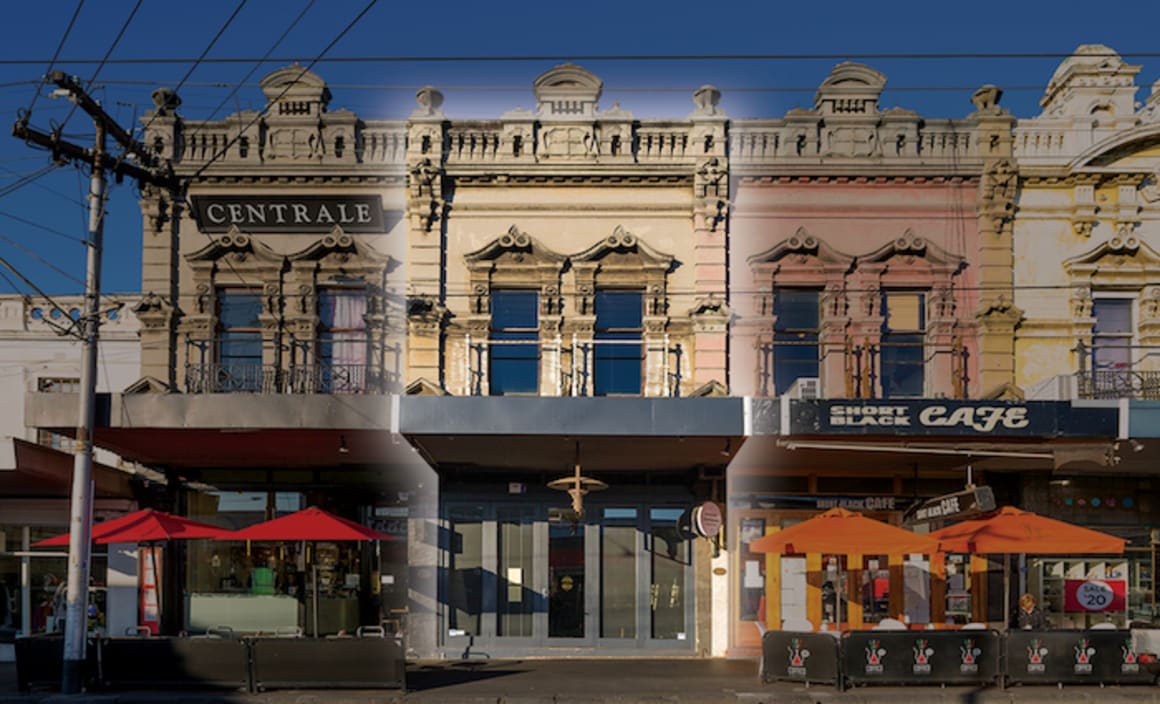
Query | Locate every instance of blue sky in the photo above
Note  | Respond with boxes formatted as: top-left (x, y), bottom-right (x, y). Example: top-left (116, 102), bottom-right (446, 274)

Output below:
top-left (1, 0), bottom-right (1159, 296)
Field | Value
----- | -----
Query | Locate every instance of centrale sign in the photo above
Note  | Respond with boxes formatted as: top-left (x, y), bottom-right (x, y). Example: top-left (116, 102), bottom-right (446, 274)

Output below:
top-left (191, 195), bottom-right (385, 233)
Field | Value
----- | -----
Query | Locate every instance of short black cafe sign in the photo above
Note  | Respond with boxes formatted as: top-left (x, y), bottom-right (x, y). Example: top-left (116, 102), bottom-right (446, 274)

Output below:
top-left (791, 400), bottom-right (1118, 438)
top-left (191, 195), bottom-right (385, 233)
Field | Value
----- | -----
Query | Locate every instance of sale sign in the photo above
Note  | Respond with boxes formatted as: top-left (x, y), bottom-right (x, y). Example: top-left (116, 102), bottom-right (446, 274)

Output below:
top-left (1064, 579), bottom-right (1126, 613)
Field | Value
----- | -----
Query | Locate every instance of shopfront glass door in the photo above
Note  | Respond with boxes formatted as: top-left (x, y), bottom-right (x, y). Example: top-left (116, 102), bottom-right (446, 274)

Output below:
top-left (548, 521), bottom-right (585, 638)
top-left (442, 500), bottom-right (692, 655)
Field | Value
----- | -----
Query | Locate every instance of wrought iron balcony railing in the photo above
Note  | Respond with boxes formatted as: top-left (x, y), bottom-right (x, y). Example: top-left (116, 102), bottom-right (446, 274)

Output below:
top-left (1076, 370), bottom-right (1160, 400)
top-left (183, 336), bottom-right (392, 394)
top-left (462, 334), bottom-right (685, 397)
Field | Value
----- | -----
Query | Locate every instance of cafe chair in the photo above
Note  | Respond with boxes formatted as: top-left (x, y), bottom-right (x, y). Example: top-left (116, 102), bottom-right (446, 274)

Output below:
top-left (357, 625), bottom-right (386, 638)
top-left (782, 617), bottom-right (815, 632)
top-left (873, 618), bottom-right (907, 631)
top-left (961, 622), bottom-right (987, 630)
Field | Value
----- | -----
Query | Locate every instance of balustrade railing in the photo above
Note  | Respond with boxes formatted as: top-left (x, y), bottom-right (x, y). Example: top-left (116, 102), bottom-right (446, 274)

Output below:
top-left (1074, 342), bottom-right (1160, 400)
top-left (184, 336), bottom-right (390, 394)
top-left (755, 338), bottom-right (970, 399)
top-left (462, 335), bottom-right (684, 397)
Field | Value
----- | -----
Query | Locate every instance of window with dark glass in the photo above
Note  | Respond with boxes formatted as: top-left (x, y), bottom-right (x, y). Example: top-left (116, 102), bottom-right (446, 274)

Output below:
top-left (216, 289), bottom-right (264, 392)
top-left (1092, 298), bottom-right (1133, 372)
top-left (318, 288), bottom-right (368, 393)
top-left (594, 290), bottom-right (643, 396)
top-left (489, 290), bottom-right (540, 395)
top-left (772, 288), bottom-right (820, 394)
top-left (880, 292), bottom-right (925, 398)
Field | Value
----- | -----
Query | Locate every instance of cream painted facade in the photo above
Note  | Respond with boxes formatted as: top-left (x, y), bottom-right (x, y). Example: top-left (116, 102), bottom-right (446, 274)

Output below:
top-left (1014, 45), bottom-right (1160, 400)
top-left (405, 65), bottom-right (729, 398)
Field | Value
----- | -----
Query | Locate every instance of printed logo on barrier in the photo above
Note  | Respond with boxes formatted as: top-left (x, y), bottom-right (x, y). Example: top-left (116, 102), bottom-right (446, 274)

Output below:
top-left (1074, 637), bottom-right (1095, 674)
top-left (787, 637), bottom-right (811, 677)
top-left (1122, 639), bottom-right (1139, 674)
top-left (865, 638), bottom-right (885, 674)
top-left (960, 638), bottom-right (981, 674)
top-left (1027, 639), bottom-right (1048, 673)
top-left (912, 638), bottom-right (933, 674)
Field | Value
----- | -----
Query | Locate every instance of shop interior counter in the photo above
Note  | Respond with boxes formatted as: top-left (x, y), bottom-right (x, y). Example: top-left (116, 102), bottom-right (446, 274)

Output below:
top-left (186, 593), bottom-right (298, 633)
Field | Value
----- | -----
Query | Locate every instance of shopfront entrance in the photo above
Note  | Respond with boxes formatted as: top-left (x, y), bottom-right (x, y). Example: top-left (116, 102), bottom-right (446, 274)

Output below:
top-left (444, 495), bottom-right (695, 656)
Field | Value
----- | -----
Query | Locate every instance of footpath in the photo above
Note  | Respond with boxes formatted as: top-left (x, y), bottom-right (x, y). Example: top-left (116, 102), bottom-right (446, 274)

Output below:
top-left (5, 659), bottom-right (1160, 704)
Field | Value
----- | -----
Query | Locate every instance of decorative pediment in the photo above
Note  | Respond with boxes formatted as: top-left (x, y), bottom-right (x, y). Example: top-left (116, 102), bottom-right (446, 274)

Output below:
top-left (184, 228), bottom-right (284, 265)
top-left (747, 228), bottom-right (855, 269)
top-left (464, 226), bottom-right (566, 268)
top-left (260, 64), bottom-right (330, 114)
top-left (406, 377), bottom-right (447, 396)
top-left (858, 229), bottom-right (964, 268)
top-left (1070, 123), bottom-right (1160, 171)
top-left (287, 227), bottom-right (390, 266)
top-left (123, 376), bottom-right (172, 394)
top-left (980, 381), bottom-right (1025, 401)
top-left (534, 63), bottom-right (602, 119)
top-left (814, 62), bottom-right (886, 116)
top-left (688, 379), bottom-right (728, 397)
top-left (1063, 233), bottom-right (1160, 271)
top-left (572, 226), bottom-right (674, 269)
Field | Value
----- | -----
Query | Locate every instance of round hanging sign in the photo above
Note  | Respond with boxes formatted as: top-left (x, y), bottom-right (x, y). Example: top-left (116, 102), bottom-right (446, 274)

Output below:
top-left (692, 502), bottom-right (723, 538)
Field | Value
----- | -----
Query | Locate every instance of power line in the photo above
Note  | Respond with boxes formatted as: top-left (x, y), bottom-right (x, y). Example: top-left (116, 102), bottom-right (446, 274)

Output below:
top-left (59, 0), bottom-right (144, 134)
top-left (178, 0), bottom-right (317, 151)
top-left (24, 0), bottom-right (85, 115)
top-left (5, 50), bottom-right (1160, 65)
top-left (0, 209), bottom-right (87, 244)
top-left (137, 0), bottom-right (250, 138)
top-left (185, 0), bottom-right (379, 291)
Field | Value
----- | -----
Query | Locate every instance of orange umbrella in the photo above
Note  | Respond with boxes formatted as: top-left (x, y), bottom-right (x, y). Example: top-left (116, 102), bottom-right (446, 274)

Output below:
top-left (930, 506), bottom-right (1126, 629)
top-left (929, 506), bottom-right (1127, 555)
top-left (749, 507), bottom-right (939, 555)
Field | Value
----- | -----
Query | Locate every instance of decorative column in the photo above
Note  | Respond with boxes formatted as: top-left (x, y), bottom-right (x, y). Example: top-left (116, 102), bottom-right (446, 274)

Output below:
top-left (690, 86), bottom-right (730, 392)
top-left (974, 97), bottom-right (1020, 396)
top-left (406, 87), bottom-right (447, 389)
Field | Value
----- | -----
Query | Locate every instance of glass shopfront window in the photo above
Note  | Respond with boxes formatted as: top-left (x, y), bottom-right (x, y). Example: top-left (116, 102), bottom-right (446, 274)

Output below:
top-left (3, 524), bottom-right (108, 639)
top-left (185, 491), bottom-right (311, 634)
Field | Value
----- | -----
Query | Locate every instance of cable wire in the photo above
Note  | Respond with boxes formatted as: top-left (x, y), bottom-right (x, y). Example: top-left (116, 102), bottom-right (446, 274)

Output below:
top-left (5, 50), bottom-right (1160, 65)
top-left (25, 0), bottom-right (85, 115)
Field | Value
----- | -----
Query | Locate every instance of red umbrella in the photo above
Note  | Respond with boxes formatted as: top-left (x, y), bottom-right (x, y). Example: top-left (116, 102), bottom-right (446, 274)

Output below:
top-left (34, 509), bottom-right (232, 635)
top-left (229, 506), bottom-right (391, 542)
top-left (33, 508), bottom-right (233, 546)
top-left (228, 507), bottom-right (391, 637)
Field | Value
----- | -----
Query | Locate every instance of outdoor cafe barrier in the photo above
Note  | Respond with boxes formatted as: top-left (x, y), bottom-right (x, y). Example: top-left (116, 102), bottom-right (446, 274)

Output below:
top-left (98, 635), bottom-right (251, 690)
top-left (1003, 629), bottom-right (1154, 686)
top-left (841, 629), bottom-right (1002, 687)
top-left (249, 630), bottom-right (406, 690)
top-left (16, 631), bottom-right (406, 693)
top-left (13, 634), bottom-right (98, 692)
top-left (760, 627), bottom-right (1159, 689)
top-left (761, 631), bottom-right (841, 686)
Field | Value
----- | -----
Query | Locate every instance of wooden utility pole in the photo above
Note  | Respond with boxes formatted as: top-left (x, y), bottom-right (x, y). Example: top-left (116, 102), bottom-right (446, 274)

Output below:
top-left (12, 71), bottom-right (175, 694)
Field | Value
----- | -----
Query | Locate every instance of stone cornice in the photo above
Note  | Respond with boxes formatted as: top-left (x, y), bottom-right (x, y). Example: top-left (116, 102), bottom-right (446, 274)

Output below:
top-left (448, 173), bottom-right (694, 186)
top-left (736, 174), bottom-right (979, 185)
top-left (178, 173), bottom-right (404, 185)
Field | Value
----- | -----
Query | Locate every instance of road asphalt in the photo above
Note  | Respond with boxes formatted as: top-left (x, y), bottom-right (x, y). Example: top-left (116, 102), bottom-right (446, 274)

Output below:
top-left (4, 658), bottom-right (1160, 703)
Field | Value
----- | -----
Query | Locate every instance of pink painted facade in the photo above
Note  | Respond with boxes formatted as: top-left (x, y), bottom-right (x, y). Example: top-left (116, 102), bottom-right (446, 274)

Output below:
top-left (727, 64), bottom-right (1013, 400)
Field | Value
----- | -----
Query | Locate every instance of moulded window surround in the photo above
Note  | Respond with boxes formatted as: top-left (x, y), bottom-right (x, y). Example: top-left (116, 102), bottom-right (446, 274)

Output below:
top-left (489, 289), bottom-right (541, 395)
top-left (880, 291), bottom-right (926, 398)
top-left (594, 289), bottom-right (644, 396)
top-left (772, 287), bottom-right (821, 395)
top-left (216, 288), bottom-right (266, 393)
top-left (1090, 294), bottom-right (1136, 372)
top-left (315, 287), bottom-right (370, 393)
